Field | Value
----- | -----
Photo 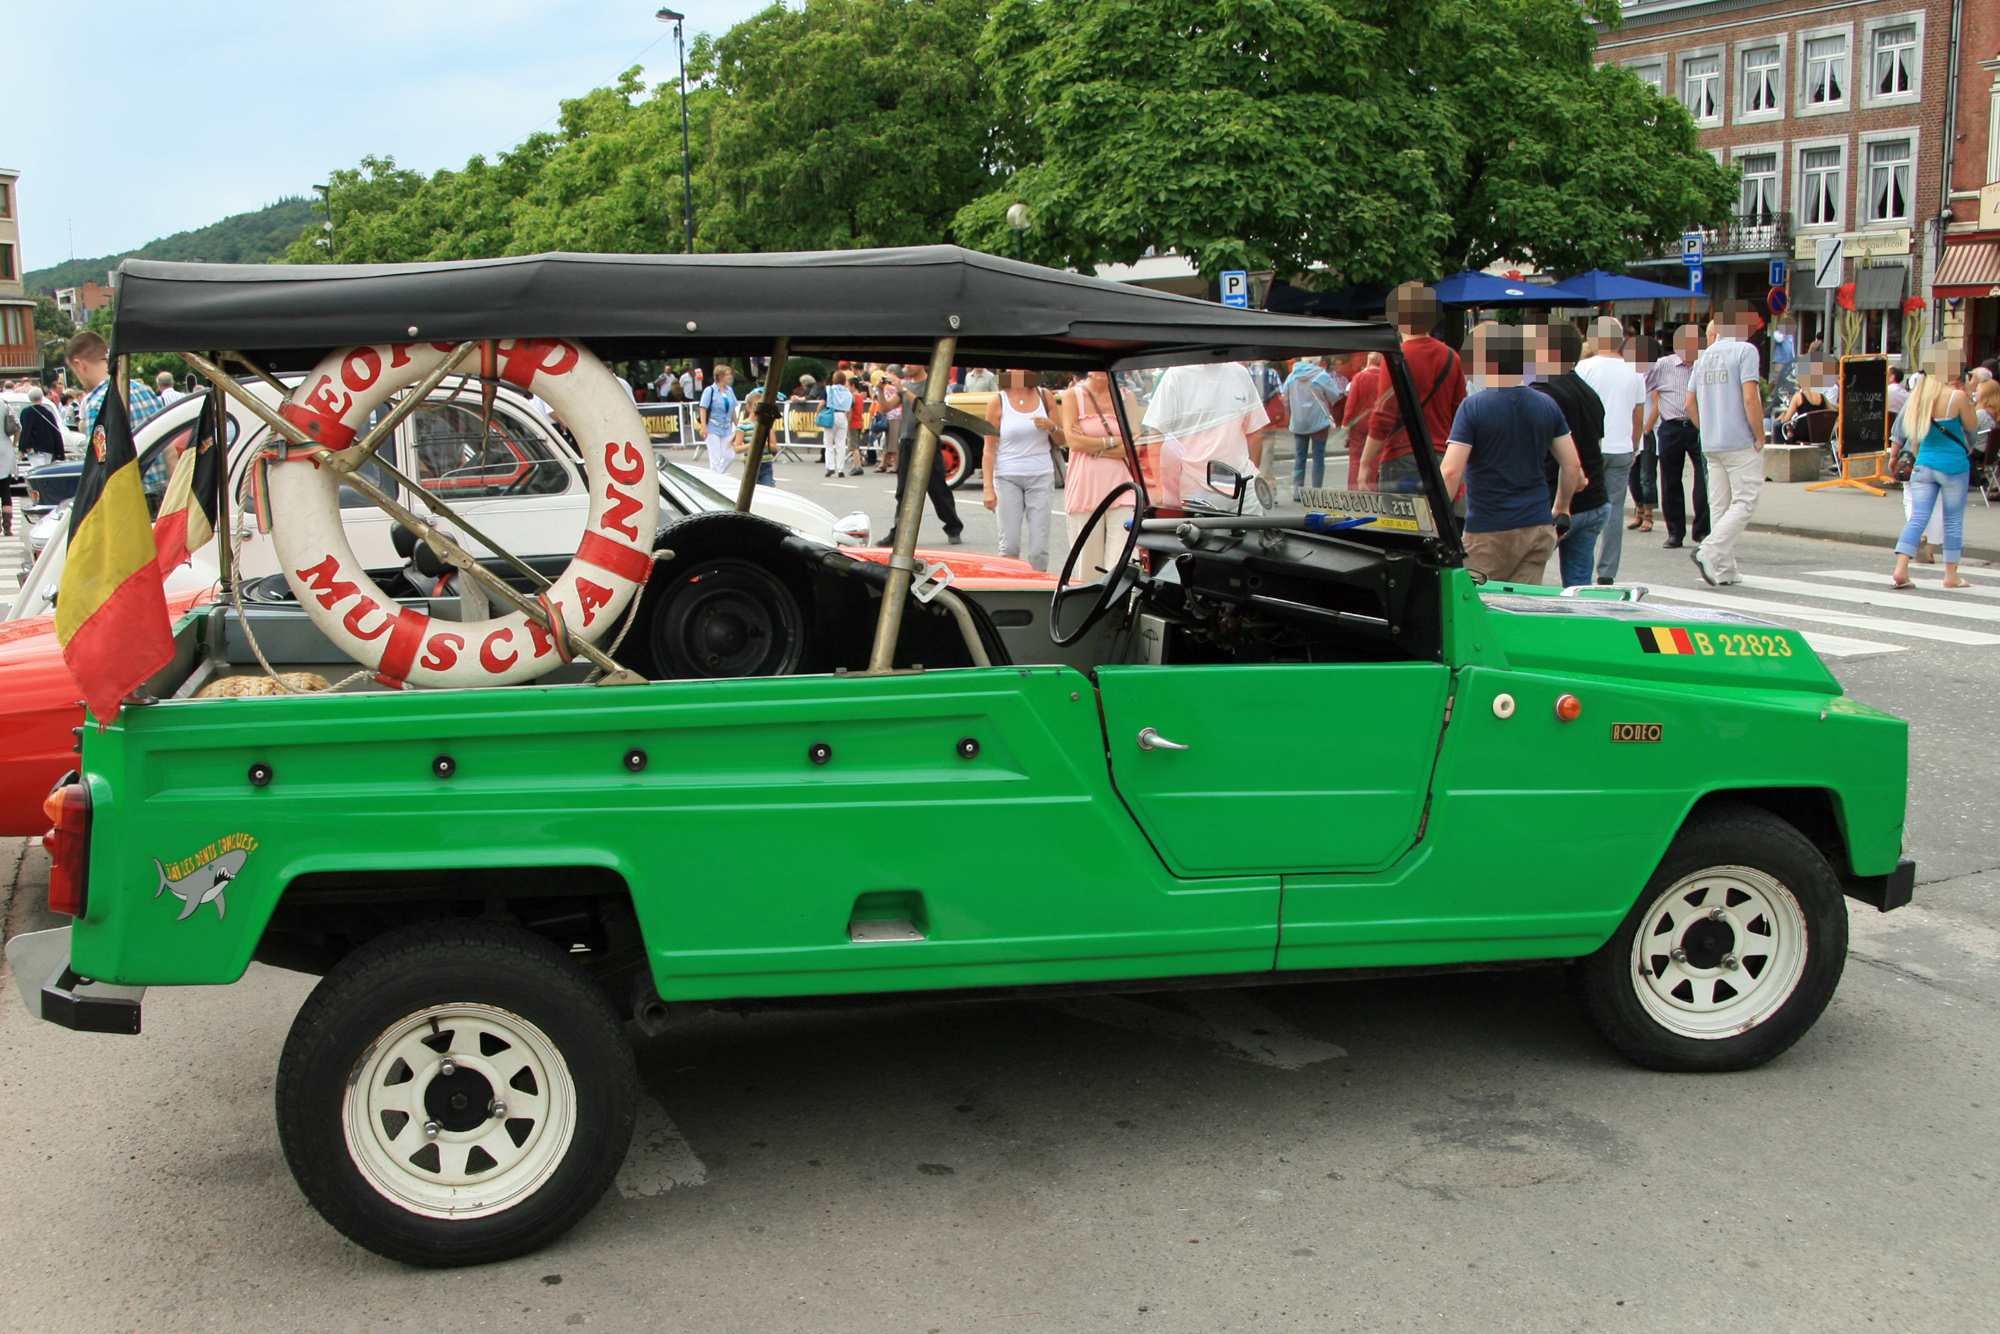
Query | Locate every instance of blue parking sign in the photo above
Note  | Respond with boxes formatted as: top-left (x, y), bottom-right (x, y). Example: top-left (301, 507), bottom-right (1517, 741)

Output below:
top-left (1220, 271), bottom-right (1250, 308)
top-left (1769, 259), bottom-right (1787, 288)
top-left (1689, 266), bottom-right (1704, 295)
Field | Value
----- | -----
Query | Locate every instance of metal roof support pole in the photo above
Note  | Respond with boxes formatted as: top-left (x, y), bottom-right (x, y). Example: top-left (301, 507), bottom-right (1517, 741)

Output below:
top-left (183, 354), bottom-right (639, 683)
top-left (867, 335), bottom-right (956, 674)
top-left (209, 371), bottom-right (231, 594)
top-left (734, 337), bottom-right (789, 513)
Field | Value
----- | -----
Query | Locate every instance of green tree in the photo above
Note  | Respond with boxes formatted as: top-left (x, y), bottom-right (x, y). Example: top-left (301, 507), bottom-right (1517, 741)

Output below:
top-left (698, 0), bottom-right (998, 253)
top-left (287, 69), bottom-right (709, 265)
top-left (33, 296), bottom-right (74, 379)
top-left (954, 0), bottom-right (1735, 284)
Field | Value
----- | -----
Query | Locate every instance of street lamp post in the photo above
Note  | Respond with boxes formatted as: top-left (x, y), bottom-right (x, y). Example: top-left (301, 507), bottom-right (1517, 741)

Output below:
top-left (657, 8), bottom-right (696, 255)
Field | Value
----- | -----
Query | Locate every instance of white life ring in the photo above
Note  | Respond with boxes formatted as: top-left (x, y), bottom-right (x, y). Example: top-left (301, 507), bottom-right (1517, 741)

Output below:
top-left (268, 339), bottom-right (660, 688)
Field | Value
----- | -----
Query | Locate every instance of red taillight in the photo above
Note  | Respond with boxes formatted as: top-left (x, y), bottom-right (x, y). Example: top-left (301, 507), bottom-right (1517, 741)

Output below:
top-left (40, 781), bottom-right (91, 917)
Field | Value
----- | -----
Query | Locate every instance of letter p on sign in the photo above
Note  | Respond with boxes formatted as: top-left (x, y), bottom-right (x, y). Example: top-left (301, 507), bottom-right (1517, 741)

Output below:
top-left (1220, 271), bottom-right (1250, 308)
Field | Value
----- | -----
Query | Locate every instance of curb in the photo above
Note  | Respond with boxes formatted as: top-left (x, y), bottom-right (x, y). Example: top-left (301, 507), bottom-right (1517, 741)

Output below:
top-left (1745, 520), bottom-right (2000, 565)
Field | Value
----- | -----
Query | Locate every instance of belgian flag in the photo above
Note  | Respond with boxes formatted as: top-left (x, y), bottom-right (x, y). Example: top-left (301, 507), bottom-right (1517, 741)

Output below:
top-left (56, 380), bottom-right (175, 722)
top-left (152, 393), bottom-right (223, 578)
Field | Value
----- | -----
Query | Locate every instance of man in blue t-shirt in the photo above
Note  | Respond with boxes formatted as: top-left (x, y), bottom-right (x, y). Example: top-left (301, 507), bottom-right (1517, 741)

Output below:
top-left (1439, 325), bottom-right (1583, 586)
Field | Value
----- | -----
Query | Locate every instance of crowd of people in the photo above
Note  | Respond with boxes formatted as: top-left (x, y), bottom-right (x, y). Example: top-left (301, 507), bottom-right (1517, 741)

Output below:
top-left (8, 316), bottom-right (1997, 595)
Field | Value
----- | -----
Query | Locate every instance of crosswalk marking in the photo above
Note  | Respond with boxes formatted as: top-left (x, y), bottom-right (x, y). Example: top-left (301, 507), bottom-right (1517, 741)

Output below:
top-left (1734, 574), bottom-right (2000, 626)
top-left (1792, 631), bottom-right (1909, 659)
top-left (1808, 569), bottom-right (2000, 601)
top-left (1654, 584), bottom-right (2000, 646)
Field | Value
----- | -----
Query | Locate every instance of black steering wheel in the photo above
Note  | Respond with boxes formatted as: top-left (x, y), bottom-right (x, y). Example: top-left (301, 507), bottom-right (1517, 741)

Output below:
top-left (1050, 480), bottom-right (1142, 646)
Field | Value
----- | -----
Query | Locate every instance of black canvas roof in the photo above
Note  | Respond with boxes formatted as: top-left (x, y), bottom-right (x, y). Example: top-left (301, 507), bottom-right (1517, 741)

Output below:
top-left (110, 245), bottom-right (1398, 371)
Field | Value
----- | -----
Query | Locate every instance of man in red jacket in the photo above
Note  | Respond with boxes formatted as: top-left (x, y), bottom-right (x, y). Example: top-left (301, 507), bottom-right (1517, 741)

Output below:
top-left (1358, 282), bottom-right (1467, 493)
top-left (1340, 352), bottom-right (1387, 491)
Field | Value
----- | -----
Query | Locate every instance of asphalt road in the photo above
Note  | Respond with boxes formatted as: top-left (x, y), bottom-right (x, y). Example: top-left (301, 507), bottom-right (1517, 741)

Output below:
top-left (2, 478), bottom-right (1997, 1333)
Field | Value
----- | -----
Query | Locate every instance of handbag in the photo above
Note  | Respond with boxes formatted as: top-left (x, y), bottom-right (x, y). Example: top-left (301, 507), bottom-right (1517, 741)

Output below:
top-left (1263, 369), bottom-right (1290, 430)
top-left (814, 405), bottom-right (835, 429)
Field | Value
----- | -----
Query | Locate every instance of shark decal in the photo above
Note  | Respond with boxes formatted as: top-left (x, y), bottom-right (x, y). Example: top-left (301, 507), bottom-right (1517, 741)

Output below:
top-left (153, 833), bottom-right (259, 922)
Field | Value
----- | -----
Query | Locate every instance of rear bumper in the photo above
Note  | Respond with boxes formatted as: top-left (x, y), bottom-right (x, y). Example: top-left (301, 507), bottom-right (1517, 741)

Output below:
top-left (4, 927), bottom-right (144, 1034)
top-left (1842, 857), bottom-right (1917, 913)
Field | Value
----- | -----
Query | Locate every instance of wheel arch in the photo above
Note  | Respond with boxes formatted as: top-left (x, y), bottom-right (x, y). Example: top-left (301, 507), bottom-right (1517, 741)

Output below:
top-left (1686, 786), bottom-right (1907, 911)
top-left (253, 861), bottom-right (649, 1010)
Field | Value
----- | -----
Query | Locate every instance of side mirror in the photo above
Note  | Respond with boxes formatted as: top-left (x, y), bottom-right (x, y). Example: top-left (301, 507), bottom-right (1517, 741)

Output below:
top-left (1205, 460), bottom-right (1246, 499)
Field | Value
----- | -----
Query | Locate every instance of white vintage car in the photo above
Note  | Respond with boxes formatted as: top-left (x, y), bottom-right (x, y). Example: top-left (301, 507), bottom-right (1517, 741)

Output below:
top-left (12, 375), bottom-right (869, 618)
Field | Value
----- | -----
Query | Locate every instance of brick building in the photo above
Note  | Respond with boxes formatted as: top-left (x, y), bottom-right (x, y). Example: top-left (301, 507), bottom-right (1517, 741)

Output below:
top-left (54, 279), bottom-right (113, 329)
top-left (0, 168), bottom-right (38, 381)
top-left (1935, 0), bottom-right (1999, 367)
top-left (1597, 0), bottom-right (1957, 363)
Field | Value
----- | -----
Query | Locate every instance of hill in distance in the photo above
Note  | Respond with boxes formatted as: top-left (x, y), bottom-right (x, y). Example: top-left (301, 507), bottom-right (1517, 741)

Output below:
top-left (26, 197), bottom-right (315, 294)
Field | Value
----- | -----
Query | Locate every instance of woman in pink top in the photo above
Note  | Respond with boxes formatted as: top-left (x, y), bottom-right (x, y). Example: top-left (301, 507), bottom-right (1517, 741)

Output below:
top-left (1058, 371), bottom-right (1137, 576)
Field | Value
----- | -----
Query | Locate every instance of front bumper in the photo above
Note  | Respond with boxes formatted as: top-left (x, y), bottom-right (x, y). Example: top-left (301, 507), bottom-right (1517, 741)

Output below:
top-left (4, 927), bottom-right (144, 1034)
top-left (1842, 857), bottom-right (1917, 913)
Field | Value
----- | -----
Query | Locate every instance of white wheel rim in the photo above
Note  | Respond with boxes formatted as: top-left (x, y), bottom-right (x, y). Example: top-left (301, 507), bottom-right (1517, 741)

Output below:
top-left (342, 1003), bottom-right (577, 1220)
top-left (1629, 865), bottom-right (1808, 1040)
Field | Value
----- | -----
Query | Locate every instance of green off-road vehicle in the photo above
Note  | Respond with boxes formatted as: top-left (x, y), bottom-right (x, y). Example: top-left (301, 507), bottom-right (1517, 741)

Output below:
top-left (9, 249), bottom-right (1911, 1266)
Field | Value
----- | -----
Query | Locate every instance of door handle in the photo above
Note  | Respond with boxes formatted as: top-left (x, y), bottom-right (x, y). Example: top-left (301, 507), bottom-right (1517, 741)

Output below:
top-left (1136, 727), bottom-right (1190, 752)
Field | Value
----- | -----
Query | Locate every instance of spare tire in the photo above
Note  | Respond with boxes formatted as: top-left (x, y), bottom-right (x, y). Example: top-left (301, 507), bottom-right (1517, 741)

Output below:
top-left (626, 512), bottom-right (815, 681)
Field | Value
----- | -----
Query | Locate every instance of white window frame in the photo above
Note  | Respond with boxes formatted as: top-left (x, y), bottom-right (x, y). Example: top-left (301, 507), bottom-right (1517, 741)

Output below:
top-left (1858, 127), bottom-right (1920, 228)
top-left (1794, 136), bottom-right (1849, 232)
top-left (1733, 143), bottom-right (1785, 222)
top-left (1624, 57), bottom-right (1666, 95)
top-left (1860, 12), bottom-right (1924, 109)
top-left (1734, 41), bottom-right (1785, 123)
top-left (1988, 57), bottom-right (2000, 186)
top-left (1679, 46), bottom-right (1726, 125)
top-left (1797, 24), bottom-right (1853, 117)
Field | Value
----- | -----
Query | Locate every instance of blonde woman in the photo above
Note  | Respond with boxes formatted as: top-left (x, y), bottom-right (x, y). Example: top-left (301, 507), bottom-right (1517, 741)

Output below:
top-left (1891, 347), bottom-right (1979, 590)
top-left (1058, 370), bottom-right (1137, 576)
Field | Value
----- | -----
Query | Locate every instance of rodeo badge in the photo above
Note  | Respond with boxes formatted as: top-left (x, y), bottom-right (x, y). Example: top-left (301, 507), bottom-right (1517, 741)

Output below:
top-left (154, 833), bottom-right (258, 921)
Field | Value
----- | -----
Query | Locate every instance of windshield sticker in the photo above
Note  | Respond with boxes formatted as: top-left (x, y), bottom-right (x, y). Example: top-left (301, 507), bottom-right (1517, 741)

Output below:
top-left (154, 833), bottom-right (258, 921)
top-left (1294, 488), bottom-right (1436, 535)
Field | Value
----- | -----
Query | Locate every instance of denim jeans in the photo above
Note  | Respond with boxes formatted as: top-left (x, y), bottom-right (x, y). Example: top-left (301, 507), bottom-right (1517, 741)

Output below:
top-left (1378, 452), bottom-right (1425, 493)
top-left (1629, 432), bottom-right (1659, 507)
top-left (1897, 465), bottom-right (1969, 564)
top-left (1292, 430), bottom-right (1328, 490)
top-left (1595, 453), bottom-right (1633, 582)
top-left (1558, 502), bottom-right (1612, 588)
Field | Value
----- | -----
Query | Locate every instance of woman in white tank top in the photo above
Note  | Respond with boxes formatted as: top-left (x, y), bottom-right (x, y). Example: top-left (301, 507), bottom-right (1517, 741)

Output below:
top-left (981, 370), bottom-right (1058, 570)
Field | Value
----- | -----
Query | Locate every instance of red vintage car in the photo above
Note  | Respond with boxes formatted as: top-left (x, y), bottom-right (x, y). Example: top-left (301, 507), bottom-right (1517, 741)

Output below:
top-left (0, 590), bottom-right (214, 836)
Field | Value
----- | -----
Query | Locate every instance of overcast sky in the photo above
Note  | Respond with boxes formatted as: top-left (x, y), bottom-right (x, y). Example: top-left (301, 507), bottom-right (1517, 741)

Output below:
top-left (6, 0), bottom-right (770, 273)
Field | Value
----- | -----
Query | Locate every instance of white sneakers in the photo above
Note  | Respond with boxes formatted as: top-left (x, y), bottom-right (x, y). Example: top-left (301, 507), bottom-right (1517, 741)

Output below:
top-left (1690, 545), bottom-right (1739, 586)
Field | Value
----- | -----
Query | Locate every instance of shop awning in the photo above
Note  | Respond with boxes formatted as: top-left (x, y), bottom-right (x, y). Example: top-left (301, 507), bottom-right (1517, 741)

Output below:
top-left (1935, 242), bottom-right (2000, 300)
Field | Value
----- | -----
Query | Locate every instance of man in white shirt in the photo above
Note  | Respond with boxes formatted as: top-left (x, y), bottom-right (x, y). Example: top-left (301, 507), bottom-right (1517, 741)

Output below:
top-left (1142, 361), bottom-right (1268, 513)
top-left (1574, 317), bottom-right (1646, 584)
top-left (1686, 300), bottom-right (1767, 586)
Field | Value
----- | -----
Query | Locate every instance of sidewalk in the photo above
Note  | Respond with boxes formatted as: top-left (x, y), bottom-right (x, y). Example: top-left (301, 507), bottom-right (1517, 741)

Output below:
top-left (1727, 476), bottom-right (2000, 563)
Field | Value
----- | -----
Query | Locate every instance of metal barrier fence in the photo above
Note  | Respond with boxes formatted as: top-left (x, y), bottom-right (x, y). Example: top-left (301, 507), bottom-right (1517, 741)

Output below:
top-left (637, 400), bottom-right (842, 464)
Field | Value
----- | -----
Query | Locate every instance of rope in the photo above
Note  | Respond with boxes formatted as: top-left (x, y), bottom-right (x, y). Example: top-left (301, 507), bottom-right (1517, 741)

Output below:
top-left (224, 455), bottom-right (371, 696)
top-left (582, 551), bottom-right (673, 683)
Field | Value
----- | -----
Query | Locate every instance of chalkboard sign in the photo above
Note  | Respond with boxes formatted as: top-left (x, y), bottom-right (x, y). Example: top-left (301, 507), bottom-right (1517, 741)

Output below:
top-left (1837, 356), bottom-right (1889, 459)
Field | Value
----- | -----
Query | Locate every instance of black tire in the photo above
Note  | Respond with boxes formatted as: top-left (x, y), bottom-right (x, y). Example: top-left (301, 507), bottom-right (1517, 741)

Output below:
top-left (276, 921), bottom-right (638, 1267)
top-left (1569, 803), bottom-right (1848, 1073)
top-left (646, 556), bottom-right (807, 679)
